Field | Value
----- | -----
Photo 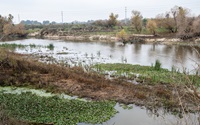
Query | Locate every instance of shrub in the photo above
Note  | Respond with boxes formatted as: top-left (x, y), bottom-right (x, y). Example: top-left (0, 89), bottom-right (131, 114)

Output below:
top-left (154, 60), bottom-right (162, 71)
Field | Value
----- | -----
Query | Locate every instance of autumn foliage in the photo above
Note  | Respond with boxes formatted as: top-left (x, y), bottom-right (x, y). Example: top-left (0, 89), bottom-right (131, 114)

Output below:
top-left (0, 14), bottom-right (26, 38)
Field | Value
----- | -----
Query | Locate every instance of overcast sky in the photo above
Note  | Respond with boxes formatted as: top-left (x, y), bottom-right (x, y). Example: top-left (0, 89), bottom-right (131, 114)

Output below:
top-left (0, 0), bottom-right (200, 23)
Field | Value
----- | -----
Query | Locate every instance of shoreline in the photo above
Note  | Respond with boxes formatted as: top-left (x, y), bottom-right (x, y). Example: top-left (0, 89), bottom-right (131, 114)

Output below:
top-left (0, 50), bottom-right (199, 113)
top-left (28, 32), bottom-right (200, 45)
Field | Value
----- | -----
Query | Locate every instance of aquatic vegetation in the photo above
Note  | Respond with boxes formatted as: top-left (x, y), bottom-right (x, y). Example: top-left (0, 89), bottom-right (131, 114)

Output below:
top-left (0, 91), bottom-right (117, 125)
top-left (0, 43), bottom-right (41, 50)
top-left (93, 63), bottom-right (200, 86)
top-left (0, 43), bottom-right (27, 50)
top-left (46, 43), bottom-right (54, 50)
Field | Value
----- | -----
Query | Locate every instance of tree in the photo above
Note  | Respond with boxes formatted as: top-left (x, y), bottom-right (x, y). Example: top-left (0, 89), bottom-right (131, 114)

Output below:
top-left (192, 16), bottom-right (200, 37)
top-left (43, 20), bottom-right (50, 25)
top-left (155, 13), bottom-right (176, 33)
top-left (93, 20), bottom-right (108, 27)
top-left (116, 29), bottom-right (128, 42)
top-left (107, 13), bottom-right (118, 28)
top-left (0, 14), bottom-right (26, 37)
top-left (8, 14), bottom-right (14, 23)
top-left (131, 10), bottom-right (143, 33)
top-left (3, 23), bottom-right (14, 35)
top-left (14, 23), bottom-right (26, 35)
top-left (146, 19), bottom-right (157, 35)
top-left (155, 6), bottom-right (191, 34)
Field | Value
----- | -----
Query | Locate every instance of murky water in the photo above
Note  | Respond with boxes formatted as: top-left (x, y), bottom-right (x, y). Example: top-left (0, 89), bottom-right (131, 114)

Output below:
top-left (1, 39), bottom-right (200, 124)
top-left (0, 87), bottom-right (199, 125)
top-left (1, 38), bottom-right (200, 72)
top-left (79, 104), bottom-right (199, 125)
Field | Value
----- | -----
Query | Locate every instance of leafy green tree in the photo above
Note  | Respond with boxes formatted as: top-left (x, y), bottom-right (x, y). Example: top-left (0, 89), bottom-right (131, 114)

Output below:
top-left (116, 29), bottom-right (128, 42)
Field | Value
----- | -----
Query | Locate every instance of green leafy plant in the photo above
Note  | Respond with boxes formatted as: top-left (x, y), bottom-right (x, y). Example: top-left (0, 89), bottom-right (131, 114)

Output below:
top-left (0, 92), bottom-right (117, 125)
top-left (154, 60), bottom-right (161, 71)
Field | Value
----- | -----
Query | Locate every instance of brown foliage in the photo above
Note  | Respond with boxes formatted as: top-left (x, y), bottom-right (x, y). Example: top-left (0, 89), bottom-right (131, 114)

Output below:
top-left (107, 13), bottom-right (118, 28)
top-left (146, 19), bottom-right (157, 35)
top-left (192, 16), bottom-right (200, 37)
top-left (131, 10), bottom-right (143, 33)
top-left (0, 14), bottom-right (26, 37)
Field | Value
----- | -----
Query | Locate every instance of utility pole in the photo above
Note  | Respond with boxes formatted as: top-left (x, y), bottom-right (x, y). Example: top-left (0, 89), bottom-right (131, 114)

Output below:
top-left (125, 7), bottom-right (127, 25)
top-left (18, 14), bottom-right (20, 24)
top-left (61, 11), bottom-right (63, 24)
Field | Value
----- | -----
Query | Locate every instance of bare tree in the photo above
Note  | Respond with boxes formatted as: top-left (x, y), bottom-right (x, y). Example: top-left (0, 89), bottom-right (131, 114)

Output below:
top-left (192, 16), bottom-right (200, 37)
top-left (155, 6), bottom-right (191, 35)
top-left (131, 10), bottom-right (143, 33)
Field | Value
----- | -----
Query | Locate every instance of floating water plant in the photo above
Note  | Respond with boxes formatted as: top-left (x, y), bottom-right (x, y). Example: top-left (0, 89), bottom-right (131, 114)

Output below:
top-left (93, 63), bottom-right (200, 85)
top-left (0, 91), bottom-right (117, 125)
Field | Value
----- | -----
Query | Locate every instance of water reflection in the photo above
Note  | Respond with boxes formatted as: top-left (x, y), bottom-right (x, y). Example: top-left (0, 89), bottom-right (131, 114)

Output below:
top-left (78, 103), bottom-right (199, 125)
top-left (1, 38), bottom-right (200, 72)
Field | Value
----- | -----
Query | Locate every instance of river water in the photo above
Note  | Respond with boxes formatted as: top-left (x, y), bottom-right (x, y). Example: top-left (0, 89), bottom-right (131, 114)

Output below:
top-left (0, 38), bottom-right (200, 125)
top-left (1, 38), bottom-right (200, 73)
top-left (0, 87), bottom-right (199, 125)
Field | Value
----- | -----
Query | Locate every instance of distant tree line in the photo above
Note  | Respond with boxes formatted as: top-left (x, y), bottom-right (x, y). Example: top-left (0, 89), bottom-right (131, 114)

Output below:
top-left (3, 5), bottom-right (199, 40)
top-left (21, 20), bottom-right (57, 25)
top-left (93, 6), bottom-right (200, 39)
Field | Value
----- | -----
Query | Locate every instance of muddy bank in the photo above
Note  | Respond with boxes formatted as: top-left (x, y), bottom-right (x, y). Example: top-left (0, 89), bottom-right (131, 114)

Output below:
top-left (28, 31), bottom-right (200, 45)
top-left (0, 50), bottom-right (199, 113)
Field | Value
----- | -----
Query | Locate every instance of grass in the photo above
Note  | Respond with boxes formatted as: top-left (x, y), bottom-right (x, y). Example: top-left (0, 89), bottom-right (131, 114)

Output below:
top-left (0, 43), bottom-right (27, 49)
top-left (93, 63), bottom-right (200, 86)
top-left (0, 43), bottom-right (41, 50)
top-left (0, 91), bottom-right (116, 125)
top-left (0, 43), bottom-right (56, 52)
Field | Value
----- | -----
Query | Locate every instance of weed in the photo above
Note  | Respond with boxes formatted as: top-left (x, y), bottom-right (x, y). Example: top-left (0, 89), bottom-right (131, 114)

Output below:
top-left (154, 60), bottom-right (161, 71)
top-left (46, 44), bottom-right (54, 50)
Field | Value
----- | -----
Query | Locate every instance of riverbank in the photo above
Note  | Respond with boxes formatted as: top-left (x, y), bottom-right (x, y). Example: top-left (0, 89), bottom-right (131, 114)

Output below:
top-left (0, 49), bottom-right (199, 114)
top-left (28, 31), bottom-right (200, 45)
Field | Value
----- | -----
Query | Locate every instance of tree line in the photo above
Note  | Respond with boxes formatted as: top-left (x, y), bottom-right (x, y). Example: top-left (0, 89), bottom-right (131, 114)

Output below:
top-left (1, 5), bottom-right (200, 40)
top-left (94, 6), bottom-right (200, 40)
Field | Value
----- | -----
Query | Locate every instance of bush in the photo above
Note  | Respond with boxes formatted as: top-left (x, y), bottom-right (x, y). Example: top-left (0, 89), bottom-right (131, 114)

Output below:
top-left (154, 60), bottom-right (162, 71)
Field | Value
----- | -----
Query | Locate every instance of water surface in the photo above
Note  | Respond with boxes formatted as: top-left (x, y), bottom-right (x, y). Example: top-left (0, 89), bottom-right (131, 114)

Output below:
top-left (1, 38), bottom-right (200, 72)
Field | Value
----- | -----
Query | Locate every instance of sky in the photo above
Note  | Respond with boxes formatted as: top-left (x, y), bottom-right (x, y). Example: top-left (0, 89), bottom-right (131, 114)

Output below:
top-left (0, 0), bottom-right (200, 23)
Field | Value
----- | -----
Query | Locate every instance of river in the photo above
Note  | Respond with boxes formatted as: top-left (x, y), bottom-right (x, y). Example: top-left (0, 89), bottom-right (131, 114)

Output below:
top-left (1, 38), bottom-right (200, 73)
top-left (0, 38), bottom-right (200, 125)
